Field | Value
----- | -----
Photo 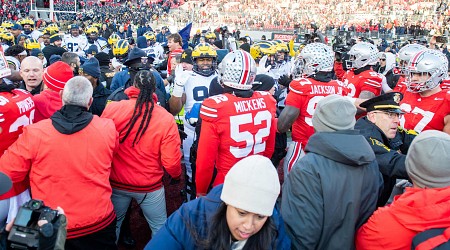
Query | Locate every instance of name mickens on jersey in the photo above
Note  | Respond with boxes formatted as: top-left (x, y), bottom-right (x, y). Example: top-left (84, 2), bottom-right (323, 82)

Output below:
top-left (234, 98), bottom-right (267, 113)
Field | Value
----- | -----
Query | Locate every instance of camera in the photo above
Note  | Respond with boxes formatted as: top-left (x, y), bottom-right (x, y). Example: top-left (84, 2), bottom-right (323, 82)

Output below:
top-left (8, 199), bottom-right (58, 249)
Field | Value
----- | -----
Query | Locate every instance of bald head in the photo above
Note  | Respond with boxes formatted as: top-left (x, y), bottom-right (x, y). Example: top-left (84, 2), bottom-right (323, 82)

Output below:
top-left (20, 56), bottom-right (44, 91)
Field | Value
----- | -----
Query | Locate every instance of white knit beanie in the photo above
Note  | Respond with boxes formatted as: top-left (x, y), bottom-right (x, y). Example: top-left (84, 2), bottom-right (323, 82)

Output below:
top-left (220, 155), bottom-right (280, 216)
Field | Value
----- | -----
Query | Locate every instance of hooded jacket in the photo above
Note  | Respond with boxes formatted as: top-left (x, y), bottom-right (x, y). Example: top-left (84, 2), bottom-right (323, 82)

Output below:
top-left (0, 105), bottom-right (118, 238)
top-left (281, 130), bottom-right (382, 250)
top-left (356, 187), bottom-right (450, 250)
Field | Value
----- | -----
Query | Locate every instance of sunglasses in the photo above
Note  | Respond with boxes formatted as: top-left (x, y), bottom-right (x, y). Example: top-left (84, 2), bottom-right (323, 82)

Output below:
top-left (380, 59), bottom-right (386, 61)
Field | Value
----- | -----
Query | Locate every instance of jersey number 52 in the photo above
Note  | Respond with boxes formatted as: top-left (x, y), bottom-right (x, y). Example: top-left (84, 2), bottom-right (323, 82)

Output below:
top-left (229, 110), bottom-right (272, 158)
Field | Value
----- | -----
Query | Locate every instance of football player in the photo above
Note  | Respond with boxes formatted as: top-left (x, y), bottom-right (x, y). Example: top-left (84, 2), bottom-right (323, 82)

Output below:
top-left (62, 24), bottom-right (88, 57)
top-left (390, 44), bottom-right (427, 93)
top-left (19, 18), bottom-right (42, 40)
top-left (142, 31), bottom-right (165, 65)
top-left (83, 26), bottom-right (109, 54)
top-left (277, 42), bottom-right (349, 176)
top-left (195, 50), bottom-right (277, 196)
top-left (170, 43), bottom-right (218, 200)
top-left (342, 42), bottom-right (382, 100)
top-left (400, 49), bottom-right (450, 134)
top-left (0, 54), bottom-right (33, 226)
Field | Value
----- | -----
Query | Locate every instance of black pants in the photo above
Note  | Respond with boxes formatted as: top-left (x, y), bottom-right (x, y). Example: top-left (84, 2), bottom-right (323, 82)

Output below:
top-left (65, 219), bottom-right (117, 250)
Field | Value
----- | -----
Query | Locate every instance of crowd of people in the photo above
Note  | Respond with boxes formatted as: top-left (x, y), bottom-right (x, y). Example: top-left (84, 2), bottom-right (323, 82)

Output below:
top-left (0, 0), bottom-right (450, 248)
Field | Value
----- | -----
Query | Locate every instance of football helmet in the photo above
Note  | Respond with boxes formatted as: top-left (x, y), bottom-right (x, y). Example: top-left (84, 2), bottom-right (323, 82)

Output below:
top-left (394, 44), bottom-right (426, 75)
top-left (44, 23), bottom-right (59, 35)
top-left (108, 33), bottom-right (120, 46)
top-left (143, 31), bottom-right (156, 41)
top-left (205, 31), bottom-right (216, 44)
top-left (86, 26), bottom-right (99, 43)
top-left (192, 43), bottom-right (217, 77)
top-left (1, 21), bottom-right (14, 29)
top-left (346, 42), bottom-right (378, 69)
top-left (113, 39), bottom-right (129, 60)
top-left (1, 32), bottom-right (15, 46)
top-left (426, 49), bottom-right (449, 79)
top-left (24, 38), bottom-right (40, 50)
top-left (275, 42), bottom-right (289, 62)
top-left (250, 44), bottom-right (263, 61)
top-left (218, 50), bottom-right (256, 90)
top-left (293, 43), bottom-right (334, 78)
top-left (406, 50), bottom-right (446, 93)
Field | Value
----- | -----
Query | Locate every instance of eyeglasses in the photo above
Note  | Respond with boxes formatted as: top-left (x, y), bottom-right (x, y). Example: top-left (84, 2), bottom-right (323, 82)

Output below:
top-left (372, 111), bottom-right (403, 119)
top-left (380, 58), bottom-right (386, 61)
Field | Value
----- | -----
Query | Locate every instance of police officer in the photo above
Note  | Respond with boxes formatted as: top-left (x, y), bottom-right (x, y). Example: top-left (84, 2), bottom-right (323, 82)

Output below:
top-left (355, 92), bottom-right (417, 207)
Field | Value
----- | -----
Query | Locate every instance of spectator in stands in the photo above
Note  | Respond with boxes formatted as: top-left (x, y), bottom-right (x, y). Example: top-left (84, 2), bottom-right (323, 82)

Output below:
top-left (282, 95), bottom-right (381, 249)
top-left (0, 76), bottom-right (119, 249)
top-left (356, 130), bottom-right (450, 249)
top-left (144, 155), bottom-right (290, 249)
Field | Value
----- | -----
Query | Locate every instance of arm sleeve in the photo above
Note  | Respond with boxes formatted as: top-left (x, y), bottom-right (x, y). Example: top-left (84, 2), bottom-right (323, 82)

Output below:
top-left (368, 137), bottom-right (408, 179)
top-left (0, 127), bottom-right (34, 184)
top-left (195, 119), bottom-right (219, 196)
top-left (281, 162), bottom-right (323, 249)
top-left (161, 118), bottom-right (182, 179)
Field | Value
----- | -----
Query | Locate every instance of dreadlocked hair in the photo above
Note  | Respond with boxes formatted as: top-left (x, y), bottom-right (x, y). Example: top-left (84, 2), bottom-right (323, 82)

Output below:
top-left (119, 70), bottom-right (156, 146)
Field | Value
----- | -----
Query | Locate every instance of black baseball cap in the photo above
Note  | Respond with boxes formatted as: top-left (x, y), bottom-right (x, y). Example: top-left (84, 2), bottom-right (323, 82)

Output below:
top-left (360, 92), bottom-right (404, 113)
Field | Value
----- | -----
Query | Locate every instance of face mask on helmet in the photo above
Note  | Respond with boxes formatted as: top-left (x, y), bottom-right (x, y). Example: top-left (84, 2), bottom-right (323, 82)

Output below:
top-left (406, 50), bottom-right (444, 93)
top-left (88, 33), bottom-right (98, 44)
top-left (23, 28), bottom-right (32, 35)
top-left (193, 57), bottom-right (216, 77)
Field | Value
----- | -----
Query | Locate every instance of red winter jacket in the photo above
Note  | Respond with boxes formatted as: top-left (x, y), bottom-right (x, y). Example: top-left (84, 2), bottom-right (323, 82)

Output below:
top-left (356, 187), bottom-right (450, 250)
top-left (32, 89), bottom-right (62, 123)
top-left (0, 117), bottom-right (119, 239)
top-left (101, 86), bottom-right (181, 193)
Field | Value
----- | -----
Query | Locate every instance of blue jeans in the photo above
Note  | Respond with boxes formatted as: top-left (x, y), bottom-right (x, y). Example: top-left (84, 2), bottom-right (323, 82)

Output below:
top-left (111, 187), bottom-right (167, 239)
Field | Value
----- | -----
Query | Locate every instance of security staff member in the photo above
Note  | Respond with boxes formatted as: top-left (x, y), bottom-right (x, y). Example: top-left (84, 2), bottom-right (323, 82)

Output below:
top-left (355, 92), bottom-right (417, 207)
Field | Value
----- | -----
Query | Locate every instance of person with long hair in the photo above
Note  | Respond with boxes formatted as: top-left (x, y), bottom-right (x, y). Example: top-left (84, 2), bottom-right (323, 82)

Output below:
top-left (144, 155), bottom-right (291, 250)
top-left (101, 70), bottom-right (182, 239)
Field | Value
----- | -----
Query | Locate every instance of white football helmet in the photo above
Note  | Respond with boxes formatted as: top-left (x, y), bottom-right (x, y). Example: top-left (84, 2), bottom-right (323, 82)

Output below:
top-left (346, 42), bottom-right (379, 69)
top-left (218, 50), bottom-right (257, 90)
top-left (406, 49), bottom-right (446, 93)
top-left (292, 43), bottom-right (334, 78)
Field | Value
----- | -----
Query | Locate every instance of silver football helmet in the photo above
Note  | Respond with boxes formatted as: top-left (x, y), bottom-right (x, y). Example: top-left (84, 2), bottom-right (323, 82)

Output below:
top-left (346, 42), bottom-right (379, 69)
top-left (406, 49), bottom-right (446, 93)
top-left (218, 50), bottom-right (257, 90)
top-left (292, 43), bottom-right (334, 78)
top-left (394, 44), bottom-right (427, 75)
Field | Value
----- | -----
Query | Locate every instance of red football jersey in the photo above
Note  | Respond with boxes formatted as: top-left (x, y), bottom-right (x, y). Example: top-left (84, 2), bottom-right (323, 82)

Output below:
top-left (195, 91), bottom-right (277, 195)
top-left (393, 76), bottom-right (408, 94)
top-left (440, 79), bottom-right (450, 90)
top-left (0, 89), bottom-right (35, 155)
top-left (285, 77), bottom-right (349, 146)
top-left (400, 89), bottom-right (450, 132)
top-left (342, 69), bottom-right (382, 97)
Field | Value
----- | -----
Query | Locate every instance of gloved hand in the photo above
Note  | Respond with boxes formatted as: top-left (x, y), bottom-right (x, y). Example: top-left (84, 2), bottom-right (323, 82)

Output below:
top-left (278, 74), bottom-right (292, 88)
top-left (257, 55), bottom-right (272, 74)
top-left (172, 64), bottom-right (190, 97)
